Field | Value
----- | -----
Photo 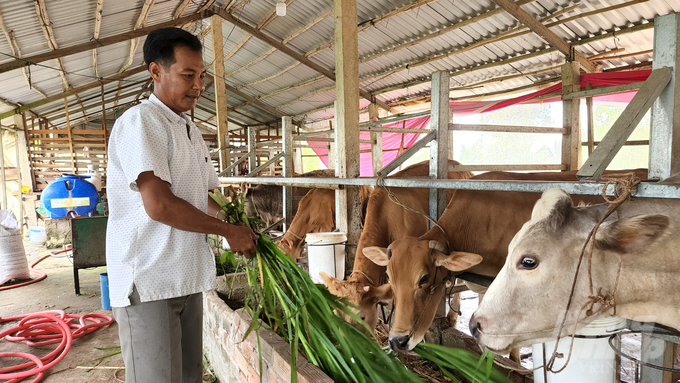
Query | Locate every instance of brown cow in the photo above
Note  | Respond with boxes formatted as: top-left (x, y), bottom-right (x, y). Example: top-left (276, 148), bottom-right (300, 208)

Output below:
top-left (276, 185), bottom-right (373, 261)
top-left (243, 169), bottom-right (335, 226)
top-left (362, 169), bottom-right (648, 352)
top-left (320, 160), bottom-right (473, 330)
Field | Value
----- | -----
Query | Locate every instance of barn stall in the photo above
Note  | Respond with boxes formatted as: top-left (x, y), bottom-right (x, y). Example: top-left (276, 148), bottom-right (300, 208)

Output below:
top-left (1, 0), bottom-right (680, 382)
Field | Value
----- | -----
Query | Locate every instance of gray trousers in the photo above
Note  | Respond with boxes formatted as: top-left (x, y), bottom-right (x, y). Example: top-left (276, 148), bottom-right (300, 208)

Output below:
top-left (112, 286), bottom-right (203, 383)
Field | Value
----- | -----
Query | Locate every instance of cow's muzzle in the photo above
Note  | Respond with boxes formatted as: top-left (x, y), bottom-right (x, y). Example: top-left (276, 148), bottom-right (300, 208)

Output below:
top-left (389, 334), bottom-right (410, 351)
top-left (469, 314), bottom-right (481, 341)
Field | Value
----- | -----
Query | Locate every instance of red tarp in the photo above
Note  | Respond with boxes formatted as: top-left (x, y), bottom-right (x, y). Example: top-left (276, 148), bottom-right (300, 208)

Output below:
top-left (309, 70), bottom-right (651, 176)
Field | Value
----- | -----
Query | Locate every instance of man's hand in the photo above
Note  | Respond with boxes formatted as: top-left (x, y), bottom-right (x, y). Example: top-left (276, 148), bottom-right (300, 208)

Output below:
top-left (223, 225), bottom-right (259, 258)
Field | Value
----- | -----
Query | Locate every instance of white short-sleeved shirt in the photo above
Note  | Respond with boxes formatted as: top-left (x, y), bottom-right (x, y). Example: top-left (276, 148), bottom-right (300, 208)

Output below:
top-left (106, 94), bottom-right (221, 307)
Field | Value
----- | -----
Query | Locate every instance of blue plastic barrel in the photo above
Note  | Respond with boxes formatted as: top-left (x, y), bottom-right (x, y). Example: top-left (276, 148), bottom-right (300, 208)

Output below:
top-left (41, 174), bottom-right (99, 219)
top-left (100, 272), bottom-right (111, 310)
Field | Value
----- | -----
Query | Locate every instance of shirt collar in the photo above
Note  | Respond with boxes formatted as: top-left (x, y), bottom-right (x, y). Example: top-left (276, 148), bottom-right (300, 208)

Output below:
top-left (148, 94), bottom-right (187, 126)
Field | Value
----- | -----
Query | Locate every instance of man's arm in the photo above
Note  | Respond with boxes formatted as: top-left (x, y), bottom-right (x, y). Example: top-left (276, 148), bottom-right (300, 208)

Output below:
top-left (136, 171), bottom-right (257, 257)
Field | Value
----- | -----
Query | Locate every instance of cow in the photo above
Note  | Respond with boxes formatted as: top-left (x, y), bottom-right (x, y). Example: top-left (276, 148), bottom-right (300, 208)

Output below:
top-left (319, 160), bottom-right (473, 331)
top-left (361, 169), bottom-right (649, 353)
top-left (276, 184), bottom-right (373, 261)
top-left (242, 169), bottom-right (335, 226)
top-left (470, 187), bottom-right (680, 354)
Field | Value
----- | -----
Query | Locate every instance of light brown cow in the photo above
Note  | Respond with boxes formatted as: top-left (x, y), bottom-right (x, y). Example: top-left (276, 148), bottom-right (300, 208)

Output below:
top-left (276, 185), bottom-right (373, 260)
top-left (362, 169), bottom-right (648, 352)
top-left (471, 188), bottom-right (680, 354)
top-left (321, 160), bottom-right (473, 330)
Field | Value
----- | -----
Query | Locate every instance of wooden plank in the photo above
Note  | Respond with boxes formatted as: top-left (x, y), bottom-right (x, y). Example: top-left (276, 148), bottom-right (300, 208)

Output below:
top-left (562, 61), bottom-right (581, 171)
top-left (492, 0), bottom-right (596, 73)
top-left (450, 124), bottom-right (566, 134)
top-left (378, 130), bottom-right (436, 176)
top-left (450, 164), bottom-right (567, 171)
top-left (0, 10), bottom-right (213, 74)
top-left (248, 127), bottom-right (257, 173)
top-left (211, 15), bottom-right (230, 172)
top-left (578, 67), bottom-right (673, 180)
top-left (586, 83), bottom-right (595, 155)
top-left (563, 81), bottom-right (644, 100)
top-left (430, 71), bottom-right (449, 222)
top-left (368, 103), bottom-right (382, 175)
top-left (282, 116), bottom-right (293, 230)
top-left (63, 98), bottom-right (76, 172)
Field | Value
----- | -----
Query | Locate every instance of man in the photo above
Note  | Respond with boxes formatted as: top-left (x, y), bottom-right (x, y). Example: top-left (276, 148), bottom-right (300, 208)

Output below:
top-left (106, 27), bottom-right (258, 383)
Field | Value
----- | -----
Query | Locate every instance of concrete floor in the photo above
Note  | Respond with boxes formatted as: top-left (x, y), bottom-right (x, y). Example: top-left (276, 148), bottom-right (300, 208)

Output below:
top-left (1, 244), bottom-right (125, 382)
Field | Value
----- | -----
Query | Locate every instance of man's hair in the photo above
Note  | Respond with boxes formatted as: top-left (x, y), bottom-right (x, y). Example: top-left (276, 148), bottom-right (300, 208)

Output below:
top-left (143, 27), bottom-right (202, 68)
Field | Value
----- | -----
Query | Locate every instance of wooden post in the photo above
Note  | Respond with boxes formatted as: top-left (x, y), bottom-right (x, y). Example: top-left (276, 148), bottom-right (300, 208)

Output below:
top-left (586, 83), bottom-right (595, 156)
top-left (247, 126), bottom-right (256, 173)
top-left (429, 71), bottom-right (450, 222)
top-left (211, 15), bottom-right (230, 172)
top-left (282, 116), bottom-right (293, 230)
top-left (333, 0), bottom-right (362, 272)
top-left (368, 103), bottom-right (382, 175)
top-left (0, 130), bottom-right (6, 209)
top-left (15, 114), bottom-right (32, 191)
top-left (64, 97), bottom-right (76, 173)
top-left (101, 83), bottom-right (108, 159)
top-left (561, 61), bottom-right (581, 171)
top-left (650, 13), bottom-right (680, 180)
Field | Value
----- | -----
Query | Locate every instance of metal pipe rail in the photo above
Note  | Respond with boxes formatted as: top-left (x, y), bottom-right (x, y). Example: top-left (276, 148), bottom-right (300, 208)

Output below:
top-left (220, 176), bottom-right (680, 199)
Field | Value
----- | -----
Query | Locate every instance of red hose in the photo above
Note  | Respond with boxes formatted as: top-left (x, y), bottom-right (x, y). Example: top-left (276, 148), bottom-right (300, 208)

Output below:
top-left (0, 310), bottom-right (113, 382)
top-left (0, 246), bottom-right (72, 291)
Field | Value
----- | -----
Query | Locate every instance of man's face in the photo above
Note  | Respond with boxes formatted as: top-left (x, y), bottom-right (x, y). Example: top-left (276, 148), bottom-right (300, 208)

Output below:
top-left (149, 45), bottom-right (206, 114)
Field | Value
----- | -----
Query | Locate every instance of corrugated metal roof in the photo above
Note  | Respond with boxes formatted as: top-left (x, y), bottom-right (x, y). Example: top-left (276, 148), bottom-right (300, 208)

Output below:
top-left (0, 0), bottom-right (678, 127)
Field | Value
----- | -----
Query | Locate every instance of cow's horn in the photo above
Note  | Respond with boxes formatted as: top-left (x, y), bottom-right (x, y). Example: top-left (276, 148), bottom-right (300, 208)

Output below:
top-left (428, 240), bottom-right (450, 255)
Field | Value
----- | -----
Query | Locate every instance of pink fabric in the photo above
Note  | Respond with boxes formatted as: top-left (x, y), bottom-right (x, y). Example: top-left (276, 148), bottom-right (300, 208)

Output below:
top-left (309, 70), bottom-right (652, 176)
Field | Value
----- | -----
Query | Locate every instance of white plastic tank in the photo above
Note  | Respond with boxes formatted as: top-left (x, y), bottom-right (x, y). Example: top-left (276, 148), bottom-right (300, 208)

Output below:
top-left (306, 232), bottom-right (346, 284)
top-left (533, 316), bottom-right (627, 383)
top-left (84, 173), bottom-right (102, 191)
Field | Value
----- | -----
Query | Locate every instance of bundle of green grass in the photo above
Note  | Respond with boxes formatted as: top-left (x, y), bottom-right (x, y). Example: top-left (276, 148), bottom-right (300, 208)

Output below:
top-left (211, 189), bottom-right (510, 383)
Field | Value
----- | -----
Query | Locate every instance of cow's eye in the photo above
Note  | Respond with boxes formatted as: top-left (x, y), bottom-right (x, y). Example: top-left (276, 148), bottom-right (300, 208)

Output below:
top-left (418, 274), bottom-right (429, 287)
top-left (518, 256), bottom-right (538, 270)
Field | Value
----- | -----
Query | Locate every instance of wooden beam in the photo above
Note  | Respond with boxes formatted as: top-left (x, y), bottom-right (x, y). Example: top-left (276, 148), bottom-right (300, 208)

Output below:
top-left (378, 130), bottom-right (436, 176)
top-left (491, 0), bottom-right (596, 73)
top-left (0, 65), bottom-right (147, 120)
top-left (282, 116), bottom-right (293, 230)
top-left (34, 0), bottom-right (70, 90)
top-left (368, 103), bottom-right (382, 175)
top-left (334, 0), bottom-right (362, 271)
top-left (578, 67), bottom-right (672, 180)
top-left (173, 0), bottom-right (192, 19)
top-left (213, 7), bottom-right (395, 113)
top-left (211, 15), bottom-right (230, 171)
top-left (563, 81), bottom-right (644, 100)
top-left (63, 98), bottom-right (76, 172)
top-left (205, 73), bottom-right (284, 118)
top-left (450, 124), bottom-right (566, 134)
top-left (0, 10), bottom-right (214, 75)
top-left (93, 0), bottom-right (104, 78)
top-left (430, 71), bottom-right (449, 222)
top-left (562, 61), bottom-right (581, 171)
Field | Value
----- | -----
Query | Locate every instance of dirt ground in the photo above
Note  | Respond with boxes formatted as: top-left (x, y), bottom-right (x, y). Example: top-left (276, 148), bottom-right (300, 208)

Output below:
top-left (1, 243), bottom-right (125, 383)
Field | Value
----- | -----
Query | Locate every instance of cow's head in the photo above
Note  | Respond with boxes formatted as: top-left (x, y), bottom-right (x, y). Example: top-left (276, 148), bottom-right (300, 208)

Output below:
top-left (471, 188), bottom-right (670, 353)
top-left (320, 272), bottom-right (393, 332)
top-left (363, 238), bottom-right (482, 351)
top-left (276, 189), bottom-right (335, 260)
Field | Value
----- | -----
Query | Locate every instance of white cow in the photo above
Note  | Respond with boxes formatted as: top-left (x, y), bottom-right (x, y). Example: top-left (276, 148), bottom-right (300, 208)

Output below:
top-left (471, 188), bottom-right (680, 354)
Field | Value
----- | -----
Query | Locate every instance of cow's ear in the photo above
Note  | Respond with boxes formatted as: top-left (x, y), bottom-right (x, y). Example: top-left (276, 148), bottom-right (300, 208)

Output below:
top-left (366, 283), bottom-right (393, 304)
top-left (320, 272), bottom-right (341, 294)
top-left (531, 188), bottom-right (572, 231)
top-left (595, 214), bottom-right (670, 254)
top-left (435, 251), bottom-right (483, 272)
top-left (240, 182), bottom-right (249, 194)
top-left (362, 247), bottom-right (389, 266)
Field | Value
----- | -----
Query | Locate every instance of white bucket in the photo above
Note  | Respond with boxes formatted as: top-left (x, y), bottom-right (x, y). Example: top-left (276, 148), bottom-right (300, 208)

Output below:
top-left (28, 226), bottom-right (46, 245)
top-left (306, 232), bottom-right (346, 284)
top-left (533, 316), bottom-right (627, 383)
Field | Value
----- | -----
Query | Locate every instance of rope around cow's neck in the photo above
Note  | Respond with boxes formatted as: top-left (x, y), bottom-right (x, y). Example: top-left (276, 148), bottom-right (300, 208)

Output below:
top-left (376, 175), bottom-right (451, 249)
top-left (545, 172), bottom-right (639, 374)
